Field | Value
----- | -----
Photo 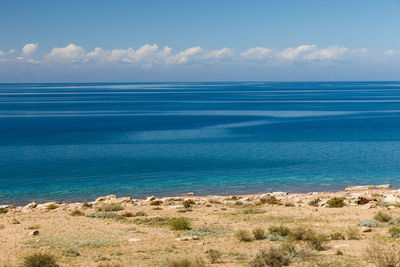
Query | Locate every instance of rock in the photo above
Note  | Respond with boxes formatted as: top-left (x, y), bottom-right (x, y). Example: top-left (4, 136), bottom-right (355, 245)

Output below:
top-left (384, 195), bottom-right (400, 204)
top-left (361, 227), bottom-right (372, 233)
top-left (185, 192), bottom-right (194, 196)
top-left (271, 192), bottom-right (288, 198)
top-left (146, 196), bottom-right (156, 201)
top-left (196, 242), bottom-right (205, 245)
top-left (114, 197), bottom-right (133, 205)
top-left (375, 184), bottom-right (391, 189)
top-left (175, 236), bottom-right (199, 241)
top-left (28, 230), bottom-right (39, 236)
top-left (128, 238), bottom-right (141, 243)
top-left (36, 202), bottom-right (58, 211)
top-left (0, 205), bottom-right (10, 209)
top-left (95, 195), bottom-right (116, 205)
top-left (357, 197), bottom-right (371, 205)
top-left (345, 185), bottom-right (374, 191)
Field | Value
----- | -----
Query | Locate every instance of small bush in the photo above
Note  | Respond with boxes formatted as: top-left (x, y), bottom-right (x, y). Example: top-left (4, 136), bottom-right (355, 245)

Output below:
top-left (346, 226), bottom-right (361, 240)
top-left (169, 217), bottom-right (191, 230)
top-left (358, 220), bottom-right (379, 227)
top-left (27, 225), bottom-right (40, 230)
top-left (374, 212), bottom-right (392, 223)
top-left (70, 210), bottom-right (84, 216)
top-left (291, 225), bottom-right (309, 240)
top-left (235, 230), bottom-right (252, 242)
top-left (98, 203), bottom-right (124, 212)
top-left (250, 247), bottom-right (290, 267)
top-left (389, 217), bottom-right (400, 225)
top-left (135, 211), bottom-right (147, 216)
top-left (206, 249), bottom-right (222, 263)
top-left (62, 248), bottom-right (80, 257)
top-left (150, 200), bottom-right (163, 206)
top-left (183, 199), bottom-right (195, 208)
top-left (302, 231), bottom-right (327, 251)
top-left (82, 202), bottom-right (92, 208)
top-left (0, 207), bottom-right (8, 214)
top-left (284, 202), bottom-right (295, 207)
top-left (389, 227), bottom-right (400, 238)
top-left (120, 211), bottom-right (133, 217)
top-left (365, 241), bottom-right (400, 267)
top-left (208, 198), bottom-right (221, 204)
top-left (47, 204), bottom-right (59, 210)
top-left (253, 227), bottom-right (266, 240)
top-left (87, 212), bottom-right (119, 218)
top-left (326, 197), bottom-right (345, 208)
top-left (22, 253), bottom-right (59, 267)
top-left (268, 225), bottom-right (292, 238)
top-left (308, 198), bottom-right (321, 207)
top-left (336, 250), bottom-right (343, 255)
top-left (12, 218), bottom-right (20, 224)
top-left (330, 232), bottom-right (345, 240)
top-left (241, 207), bottom-right (264, 214)
top-left (259, 196), bottom-right (280, 205)
top-left (167, 258), bottom-right (206, 267)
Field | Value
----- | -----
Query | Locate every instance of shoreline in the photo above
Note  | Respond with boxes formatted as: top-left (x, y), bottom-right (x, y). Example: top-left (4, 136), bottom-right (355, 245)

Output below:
top-left (0, 184), bottom-right (395, 210)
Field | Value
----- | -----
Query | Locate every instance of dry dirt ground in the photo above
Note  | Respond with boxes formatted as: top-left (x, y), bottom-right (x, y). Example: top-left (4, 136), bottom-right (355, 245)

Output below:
top-left (1, 190), bottom-right (400, 267)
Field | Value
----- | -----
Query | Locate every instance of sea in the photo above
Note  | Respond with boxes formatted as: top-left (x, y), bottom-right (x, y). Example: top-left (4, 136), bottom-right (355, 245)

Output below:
top-left (1, 82), bottom-right (400, 205)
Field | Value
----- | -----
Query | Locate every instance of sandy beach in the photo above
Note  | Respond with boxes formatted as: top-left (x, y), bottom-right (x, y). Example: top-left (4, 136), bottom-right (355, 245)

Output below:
top-left (2, 185), bottom-right (400, 266)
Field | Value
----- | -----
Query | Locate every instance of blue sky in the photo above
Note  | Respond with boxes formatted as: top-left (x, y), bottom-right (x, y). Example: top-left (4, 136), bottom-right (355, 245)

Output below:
top-left (1, 0), bottom-right (400, 82)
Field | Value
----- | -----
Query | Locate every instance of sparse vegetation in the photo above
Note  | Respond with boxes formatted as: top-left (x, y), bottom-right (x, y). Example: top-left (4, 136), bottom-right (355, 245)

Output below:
top-left (169, 217), bottom-right (191, 230)
top-left (235, 230), bottom-right (252, 242)
top-left (22, 253), bottom-right (59, 267)
top-left (206, 249), bottom-right (222, 263)
top-left (0, 207), bottom-right (8, 214)
top-left (47, 204), bottom-right (59, 210)
top-left (268, 225), bottom-right (292, 238)
top-left (253, 227), bottom-right (266, 240)
top-left (183, 199), bottom-right (195, 208)
top-left (87, 212), bottom-right (119, 218)
top-left (358, 220), bottom-right (379, 227)
top-left (308, 198), bottom-right (321, 207)
top-left (12, 218), bottom-right (20, 224)
top-left (97, 203), bottom-right (124, 212)
top-left (150, 200), bottom-right (163, 206)
top-left (167, 257), bottom-right (206, 267)
top-left (389, 227), bottom-right (400, 238)
top-left (330, 232), bottom-right (345, 240)
top-left (82, 202), bottom-right (92, 208)
top-left (135, 211), bottom-right (147, 216)
top-left (70, 210), bottom-right (84, 216)
top-left (346, 226), bottom-right (361, 240)
top-left (374, 211), bottom-right (392, 223)
top-left (389, 217), bottom-right (400, 225)
top-left (326, 197), bottom-right (345, 208)
top-left (62, 248), bottom-right (80, 257)
top-left (250, 245), bottom-right (291, 267)
top-left (259, 196), bottom-right (280, 205)
top-left (365, 241), bottom-right (400, 267)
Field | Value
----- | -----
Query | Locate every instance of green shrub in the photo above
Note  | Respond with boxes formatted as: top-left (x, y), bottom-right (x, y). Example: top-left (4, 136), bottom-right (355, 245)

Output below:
top-left (389, 227), bottom-right (400, 238)
top-left (326, 197), bottom-right (345, 208)
top-left (235, 230), bottom-right (252, 242)
top-left (374, 212), bottom-right (392, 223)
top-left (268, 225), bottom-right (292, 238)
top-left (303, 231), bottom-right (327, 251)
top-left (259, 196), bottom-right (280, 205)
top-left (0, 207), bottom-right (8, 214)
top-left (330, 232), bottom-right (345, 240)
top-left (70, 210), bottom-right (84, 216)
top-left (22, 253), bottom-right (59, 267)
top-left (135, 211), bottom-right (147, 216)
top-left (250, 247), bottom-right (290, 267)
top-left (206, 249), bottom-right (222, 263)
top-left (132, 216), bottom-right (171, 227)
top-left (47, 204), bottom-right (59, 210)
top-left (291, 225), bottom-right (310, 240)
top-left (308, 198), bottom-right (321, 207)
top-left (183, 199), bottom-right (195, 208)
top-left (389, 217), bottom-right (400, 225)
top-left (97, 203), bottom-right (124, 212)
top-left (87, 212), bottom-right (119, 218)
top-left (62, 248), bottom-right (80, 257)
top-left (150, 200), bottom-right (163, 206)
top-left (358, 220), bottom-right (379, 227)
top-left (167, 258), bottom-right (206, 267)
top-left (253, 227), bottom-right (266, 240)
top-left (82, 202), bottom-right (93, 208)
top-left (169, 217), bottom-right (191, 230)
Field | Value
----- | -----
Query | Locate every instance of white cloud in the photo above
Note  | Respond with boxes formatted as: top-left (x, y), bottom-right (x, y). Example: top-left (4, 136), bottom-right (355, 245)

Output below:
top-left (384, 49), bottom-right (399, 56)
top-left (45, 43), bottom-right (86, 62)
top-left (8, 49), bottom-right (15, 54)
top-left (206, 47), bottom-right (234, 59)
top-left (0, 50), bottom-right (5, 56)
top-left (22, 43), bottom-right (38, 57)
top-left (277, 45), bottom-right (348, 61)
top-left (166, 46), bottom-right (203, 64)
top-left (241, 47), bottom-right (273, 60)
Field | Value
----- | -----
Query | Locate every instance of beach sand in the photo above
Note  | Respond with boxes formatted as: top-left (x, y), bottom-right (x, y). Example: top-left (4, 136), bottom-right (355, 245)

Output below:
top-left (1, 186), bottom-right (399, 266)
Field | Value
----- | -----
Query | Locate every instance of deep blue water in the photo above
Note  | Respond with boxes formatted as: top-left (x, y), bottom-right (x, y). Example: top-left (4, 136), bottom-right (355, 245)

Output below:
top-left (1, 82), bottom-right (400, 204)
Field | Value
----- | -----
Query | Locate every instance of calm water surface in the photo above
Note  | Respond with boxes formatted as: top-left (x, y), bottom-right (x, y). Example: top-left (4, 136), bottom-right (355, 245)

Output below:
top-left (1, 82), bottom-right (400, 204)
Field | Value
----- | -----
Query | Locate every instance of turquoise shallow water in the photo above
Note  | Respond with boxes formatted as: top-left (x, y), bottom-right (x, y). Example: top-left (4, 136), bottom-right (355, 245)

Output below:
top-left (1, 82), bottom-right (400, 204)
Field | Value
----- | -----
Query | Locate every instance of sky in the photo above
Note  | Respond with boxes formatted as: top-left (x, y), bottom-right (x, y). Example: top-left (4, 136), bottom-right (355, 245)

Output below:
top-left (1, 0), bottom-right (400, 82)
